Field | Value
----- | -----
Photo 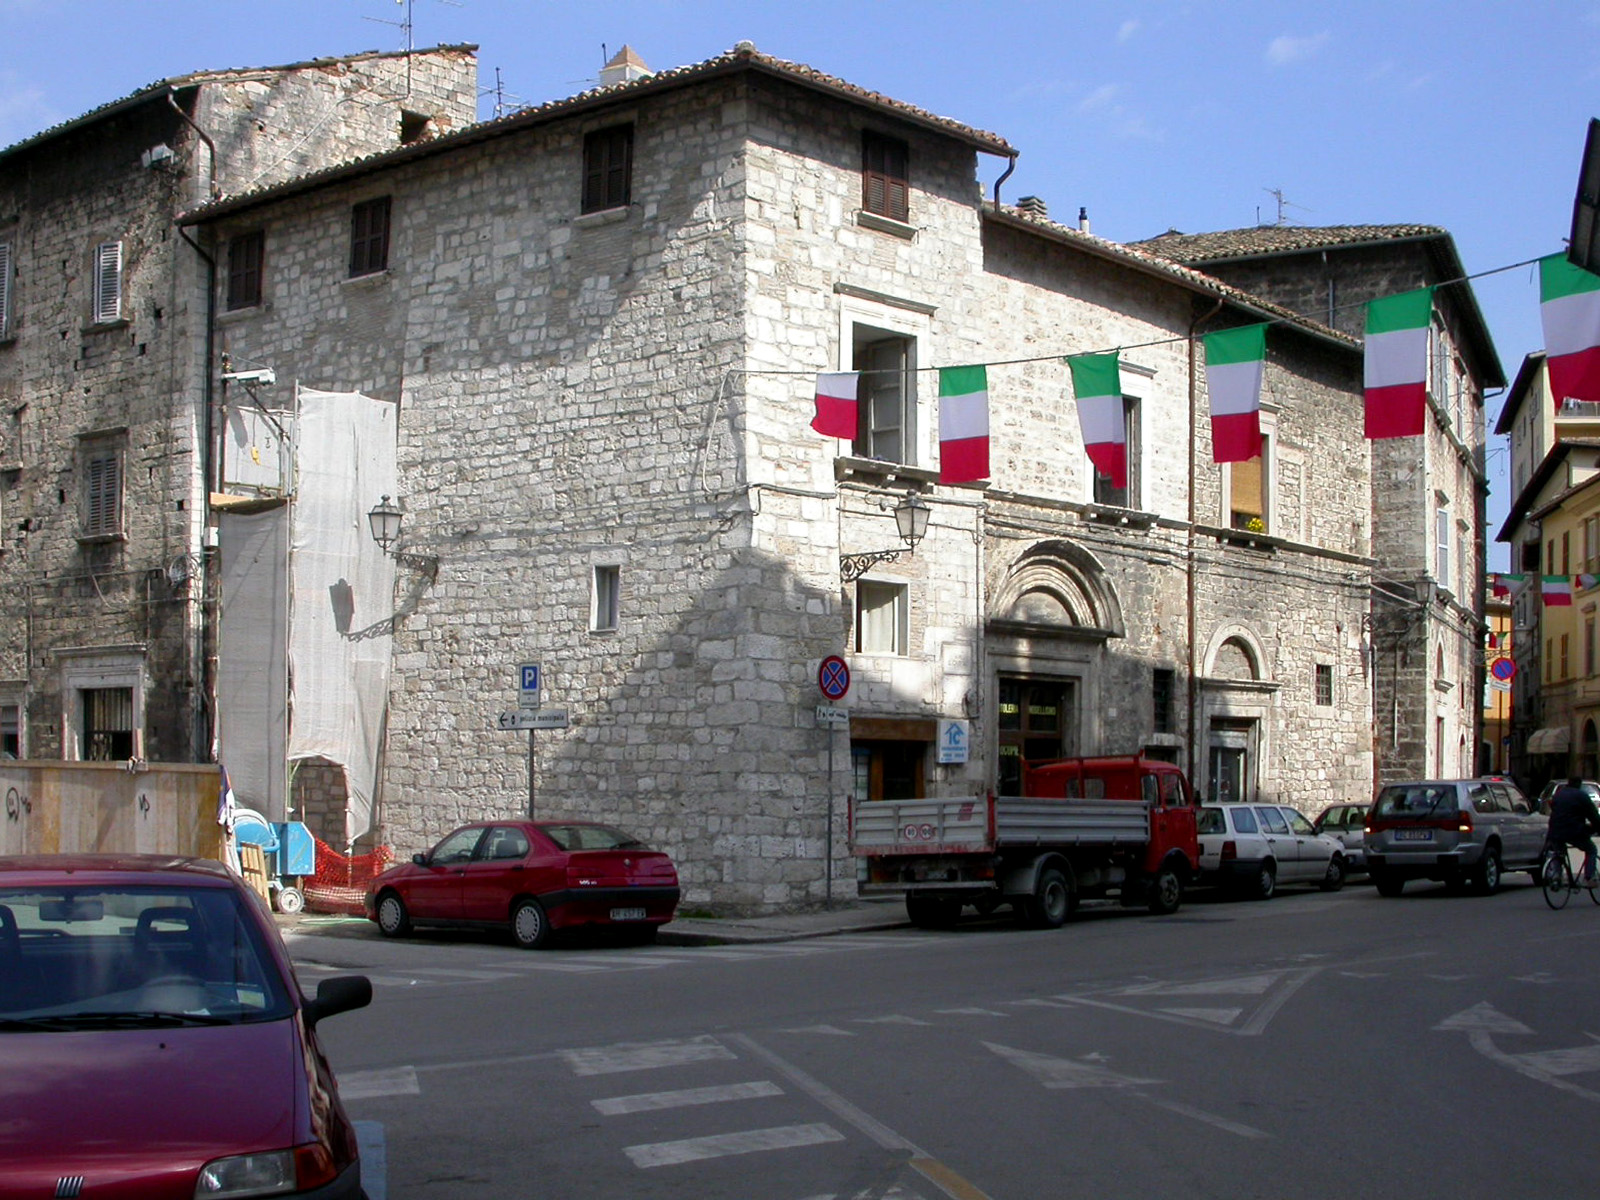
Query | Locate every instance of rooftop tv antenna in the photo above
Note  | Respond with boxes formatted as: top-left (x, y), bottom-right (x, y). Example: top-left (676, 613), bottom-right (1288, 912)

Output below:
top-left (364, 0), bottom-right (463, 91)
top-left (1259, 187), bottom-right (1312, 227)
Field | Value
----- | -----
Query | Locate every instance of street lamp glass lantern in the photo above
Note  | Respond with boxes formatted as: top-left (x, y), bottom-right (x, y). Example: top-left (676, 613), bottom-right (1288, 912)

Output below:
top-left (894, 493), bottom-right (930, 548)
top-left (368, 495), bottom-right (403, 551)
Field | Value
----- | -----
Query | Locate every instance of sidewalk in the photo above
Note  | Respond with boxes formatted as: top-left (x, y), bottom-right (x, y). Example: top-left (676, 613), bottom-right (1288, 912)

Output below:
top-left (276, 898), bottom-right (909, 946)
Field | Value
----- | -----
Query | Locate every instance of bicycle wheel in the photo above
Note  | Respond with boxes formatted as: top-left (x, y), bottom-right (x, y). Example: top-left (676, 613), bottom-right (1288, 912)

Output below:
top-left (1542, 850), bottom-right (1573, 910)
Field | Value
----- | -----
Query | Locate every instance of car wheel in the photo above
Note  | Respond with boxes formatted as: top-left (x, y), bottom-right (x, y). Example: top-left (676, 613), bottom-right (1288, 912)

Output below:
top-left (1373, 872), bottom-right (1405, 897)
top-left (1253, 861), bottom-right (1276, 901)
top-left (1020, 866), bottom-right (1073, 929)
top-left (1474, 847), bottom-right (1502, 895)
top-left (375, 891), bottom-right (411, 937)
top-left (1147, 864), bottom-right (1183, 915)
top-left (511, 897), bottom-right (552, 949)
top-left (274, 886), bottom-right (305, 915)
top-left (1320, 856), bottom-right (1346, 893)
top-left (907, 895), bottom-right (962, 929)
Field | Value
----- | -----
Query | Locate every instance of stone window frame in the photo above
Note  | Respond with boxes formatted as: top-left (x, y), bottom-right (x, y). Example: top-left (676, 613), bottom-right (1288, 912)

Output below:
top-left (77, 428), bottom-right (127, 543)
top-left (349, 196), bottom-right (392, 278)
top-left (581, 124), bottom-right (634, 215)
top-left (0, 679), bottom-right (24, 758)
top-left (58, 647), bottom-right (146, 762)
top-left (861, 130), bottom-right (910, 224)
top-left (91, 240), bottom-right (123, 326)
top-left (226, 229), bottom-right (265, 311)
top-left (1314, 662), bottom-right (1334, 708)
top-left (1224, 406), bottom-right (1276, 533)
top-left (837, 294), bottom-right (933, 470)
top-left (0, 236), bottom-right (12, 340)
top-left (1091, 395), bottom-right (1142, 510)
top-left (590, 561), bottom-right (621, 633)
top-left (854, 578), bottom-right (909, 656)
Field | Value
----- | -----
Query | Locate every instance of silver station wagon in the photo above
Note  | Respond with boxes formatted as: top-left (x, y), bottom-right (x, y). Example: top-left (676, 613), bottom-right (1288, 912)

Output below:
top-left (1364, 778), bottom-right (1544, 897)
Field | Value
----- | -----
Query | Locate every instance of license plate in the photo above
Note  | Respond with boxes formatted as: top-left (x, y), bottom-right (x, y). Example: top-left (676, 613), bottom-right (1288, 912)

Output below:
top-left (610, 907), bottom-right (647, 921)
top-left (1393, 829), bottom-right (1433, 842)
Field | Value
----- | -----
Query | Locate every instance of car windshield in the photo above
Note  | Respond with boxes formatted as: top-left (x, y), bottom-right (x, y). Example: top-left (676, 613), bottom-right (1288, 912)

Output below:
top-left (1373, 784), bottom-right (1454, 818)
top-left (541, 824), bottom-right (644, 851)
top-left (0, 884), bottom-right (294, 1029)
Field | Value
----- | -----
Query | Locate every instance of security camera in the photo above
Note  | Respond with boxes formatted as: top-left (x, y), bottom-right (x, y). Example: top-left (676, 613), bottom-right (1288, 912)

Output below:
top-left (221, 368), bottom-right (276, 386)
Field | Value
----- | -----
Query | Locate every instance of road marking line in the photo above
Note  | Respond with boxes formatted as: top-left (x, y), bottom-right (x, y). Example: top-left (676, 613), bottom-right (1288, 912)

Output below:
top-left (340, 1066), bottom-right (420, 1100)
top-left (561, 1035), bottom-right (735, 1076)
top-left (934, 1008), bottom-right (1008, 1017)
top-left (353, 1121), bottom-right (386, 1200)
top-left (1138, 1095), bottom-right (1268, 1139)
top-left (624, 1122), bottom-right (844, 1167)
top-left (855, 1015), bottom-right (934, 1026)
top-left (777, 1024), bottom-right (856, 1036)
top-left (593, 1080), bottom-right (783, 1115)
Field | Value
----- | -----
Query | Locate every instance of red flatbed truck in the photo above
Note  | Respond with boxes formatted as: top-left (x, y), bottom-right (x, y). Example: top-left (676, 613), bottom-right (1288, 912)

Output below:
top-left (849, 755), bottom-right (1200, 928)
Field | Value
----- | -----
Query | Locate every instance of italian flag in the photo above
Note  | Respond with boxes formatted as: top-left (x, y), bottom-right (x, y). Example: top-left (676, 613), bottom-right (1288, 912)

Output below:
top-left (811, 372), bottom-right (859, 439)
top-left (1489, 572), bottom-right (1525, 597)
top-left (1581, 573), bottom-right (1600, 592)
top-left (1204, 324), bottom-right (1267, 464)
top-left (1070, 353), bottom-right (1125, 488)
top-left (938, 364), bottom-right (989, 484)
top-left (1364, 287), bottom-right (1434, 439)
top-left (1540, 254), bottom-right (1600, 407)
top-left (1543, 575), bottom-right (1573, 606)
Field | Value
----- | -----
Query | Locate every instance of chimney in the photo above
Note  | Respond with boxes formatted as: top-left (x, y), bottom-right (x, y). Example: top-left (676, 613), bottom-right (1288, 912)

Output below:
top-left (599, 45), bottom-right (651, 88)
top-left (1079, 207), bottom-right (1091, 234)
top-left (1016, 195), bottom-right (1048, 219)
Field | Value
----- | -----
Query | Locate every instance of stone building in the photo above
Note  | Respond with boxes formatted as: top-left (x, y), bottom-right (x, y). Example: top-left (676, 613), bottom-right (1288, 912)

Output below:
top-left (181, 44), bottom-right (1391, 912)
top-left (1135, 226), bottom-right (1502, 782)
top-left (0, 47), bottom-right (478, 765)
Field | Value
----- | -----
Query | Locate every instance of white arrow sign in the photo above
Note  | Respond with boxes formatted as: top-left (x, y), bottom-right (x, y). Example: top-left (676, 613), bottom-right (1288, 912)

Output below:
top-left (497, 709), bottom-right (569, 731)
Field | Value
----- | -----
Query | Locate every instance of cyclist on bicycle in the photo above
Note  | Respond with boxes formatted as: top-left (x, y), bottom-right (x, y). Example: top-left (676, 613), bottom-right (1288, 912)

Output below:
top-left (1546, 776), bottom-right (1600, 887)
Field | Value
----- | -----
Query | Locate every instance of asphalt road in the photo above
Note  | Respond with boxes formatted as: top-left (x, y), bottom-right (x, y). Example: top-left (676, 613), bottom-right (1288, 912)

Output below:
top-left (295, 877), bottom-right (1600, 1200)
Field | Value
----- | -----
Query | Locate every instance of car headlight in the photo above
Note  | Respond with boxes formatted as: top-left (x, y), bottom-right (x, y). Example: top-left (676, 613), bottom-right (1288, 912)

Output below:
top-left (195, 1144), bottom-right (337, 1197)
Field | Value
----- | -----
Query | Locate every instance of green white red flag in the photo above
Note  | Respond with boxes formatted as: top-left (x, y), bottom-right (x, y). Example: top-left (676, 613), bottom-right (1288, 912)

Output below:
top-left (1540, 253), bottom-right (1600, 407)
top-left (1543, 575), bottom-right (1573, 606)
top-left (811, 372), bottom-right (859, 439)
top-left (1203, 324), bottom-right (1267, 463)
top-left (1069, 352), bottom-right (1125, 488)
top-left (1364, 287), bottom-right (1435, 439)
top-left (1489, 573), bottom-right (1525, 597)
top-left (938, 365), bottom-right (989, 484)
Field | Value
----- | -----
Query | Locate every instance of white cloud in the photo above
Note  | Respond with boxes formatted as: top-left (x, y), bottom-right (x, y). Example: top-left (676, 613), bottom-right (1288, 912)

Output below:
top-left (1076, 84), bottom-right (1121, 115)
top-left (1117, 19), bottom-right (1140, 43)
top-left (1265, 32), bottom-right (1330, 67)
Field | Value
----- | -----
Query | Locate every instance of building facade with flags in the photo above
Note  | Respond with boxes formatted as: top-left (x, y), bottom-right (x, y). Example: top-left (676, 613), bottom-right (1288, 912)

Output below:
top-left (0, 48), bottom-right (478, 816)
top-left (164, 42), bottom-right (1456, 913)
top-left (1136, 225), bottom-right (1504, 785)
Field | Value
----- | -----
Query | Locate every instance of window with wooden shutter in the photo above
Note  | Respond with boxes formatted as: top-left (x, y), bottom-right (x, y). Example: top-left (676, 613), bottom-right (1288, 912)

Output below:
top-left (862, 132), bottom-right (910, 223)
top-left (349, 197), bottom-right (391, 277)
top-left (581, 125), bottom-right (633, 214)
top-left (226, 230), bottom-right (265, 310)
top-left (93, 241), bottom-right (122, 324)
top-left (0, 240), bottom-right (11, 338)
top-left (82, 443), bottom-right (122, 538)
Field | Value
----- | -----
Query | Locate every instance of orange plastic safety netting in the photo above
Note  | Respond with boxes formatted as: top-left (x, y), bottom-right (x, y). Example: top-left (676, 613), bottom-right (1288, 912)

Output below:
top-left (304, 839), bottom-right (393, 916)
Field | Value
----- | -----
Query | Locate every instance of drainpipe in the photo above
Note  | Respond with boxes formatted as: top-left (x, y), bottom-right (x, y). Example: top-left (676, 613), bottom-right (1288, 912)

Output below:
top-left (1186, 297), bottom-right (1225, 794)
top-left (166, 92), bottom-right (219, 200)
top-left (991, 155), bottom-right (1017, 209)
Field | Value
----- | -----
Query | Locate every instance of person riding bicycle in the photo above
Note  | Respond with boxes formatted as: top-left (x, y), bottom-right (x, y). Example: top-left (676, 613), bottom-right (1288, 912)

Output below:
top-left (1546, 776), bottom-right (1600, 887)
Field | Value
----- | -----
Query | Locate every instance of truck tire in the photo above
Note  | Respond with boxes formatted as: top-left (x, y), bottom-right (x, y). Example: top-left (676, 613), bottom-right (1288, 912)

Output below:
top-left (1021, 865), bottom-right (1073, 929)
top-left (905, 895), bottom-right (961, 930)
top-left (1147, 863), bottom-right (1183, 915)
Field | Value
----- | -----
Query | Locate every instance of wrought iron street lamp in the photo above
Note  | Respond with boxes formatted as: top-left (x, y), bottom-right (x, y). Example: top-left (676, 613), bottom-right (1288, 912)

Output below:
top-left (367, 495), bottom-right (438, 579)
top-left (840, 492), bottom-right (931, 582)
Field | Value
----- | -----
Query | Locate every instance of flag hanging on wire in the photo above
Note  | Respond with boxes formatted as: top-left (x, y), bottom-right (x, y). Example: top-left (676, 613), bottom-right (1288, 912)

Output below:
top-left (1543, 575), bottom-right (1574, 606)
top-left (938, 365), bottom-right (990, 484)
top-left (811, 372), bottom-right (859, 439)
top-left (1541, 253), bottom-right (1600, 408)
top-left (1203, 324), bottom-right (1267, 464)
top-left (1364, 287), bottom-right (1435, 439)
top-left (1490, 572), bottom-right (1526, 596)
top-left (1069, 352), bottom-right (1125, 488)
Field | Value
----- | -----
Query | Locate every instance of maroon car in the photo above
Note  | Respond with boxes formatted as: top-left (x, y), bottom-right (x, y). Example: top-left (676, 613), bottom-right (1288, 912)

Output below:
top-left (0, 854), bottom-right (371, 1199)
top-left (365, 819), bottom-right (680, 948)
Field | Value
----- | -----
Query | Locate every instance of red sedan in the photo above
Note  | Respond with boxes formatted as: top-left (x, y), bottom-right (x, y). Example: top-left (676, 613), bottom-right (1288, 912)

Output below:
top-left (364, 819), bottom-right (680, 948)
top-left (0, 854), bottom-right (371, 1199)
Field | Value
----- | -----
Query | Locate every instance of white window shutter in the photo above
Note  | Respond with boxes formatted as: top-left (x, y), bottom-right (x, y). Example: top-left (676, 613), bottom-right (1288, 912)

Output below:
top-left (94, 241), bottom-right (122, 324)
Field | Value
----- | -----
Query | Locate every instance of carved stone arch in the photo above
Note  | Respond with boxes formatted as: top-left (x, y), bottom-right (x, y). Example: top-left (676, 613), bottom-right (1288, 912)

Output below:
top-left (988, 540), bottom-right (1125, 639)
top-left (1203, 624), bottom-right (1267, 681)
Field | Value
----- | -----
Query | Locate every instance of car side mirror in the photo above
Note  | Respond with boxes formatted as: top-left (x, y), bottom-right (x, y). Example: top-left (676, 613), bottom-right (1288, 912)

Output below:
top-left (303, 975), bottom-right (372, 1028)
top-left (412, 852), bottom-right (429, 866)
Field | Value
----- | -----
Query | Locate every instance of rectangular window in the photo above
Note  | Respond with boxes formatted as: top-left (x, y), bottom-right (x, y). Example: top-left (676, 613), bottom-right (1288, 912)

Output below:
top-left (1, 703), bottom-right (18, 758)
top-left (1587, 617), bottom-right (1596, 677)
top-left (1230, 435), bottom-right (1269, 530)
top-left (591, 565), bottom-right (620, 632)
top-left (582, 125), bottom-right (633, 214)
top-left (1548, 539), bottom-right (1556, 575)
top-left (1561, 633), bottom-right (1571, 680)
top-left (349, 197), bottom-right (391, 277)
top-left (1563, 530), bottom-right (1572, 576)
top-left (81, 439), bottom-right (123, 538)
top-left (853, 331), bottom-right (915, 465)
top-left (997, 677), bottom-right (1077, 795)
top-left (855, 580), bottom-right (908, 655)
top-left (1152, 668), bottom-right (1174, 735)
top-left (92, 240), bottom-right (122, 324)
top-left (1094, 397), bottom-right (1142, 508)
top-left (82, 687), bottom-right (133, 761)
top-left (0, 238), bottom-right (11, 338)
top-left (1315, 663), bottom-right (1333, 707)
top-left (1436, 506), bottom-right (1450, 587)
top-left (226, 230), bottom-right (264, 310)
top-left (862, 131), bottom-right (910, 223)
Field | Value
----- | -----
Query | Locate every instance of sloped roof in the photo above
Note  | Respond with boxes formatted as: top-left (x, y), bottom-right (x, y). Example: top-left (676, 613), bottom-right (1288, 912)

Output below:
top-left (181, 41), bottom-right (1015, 223)
top-left (0, 45), bottom-right (478, 163)
top-left (1494, 351), bottom-right (1547, 436)
top-left (1498, 436), bottom-right (1600, 543)
top-left (1131, 224), bottom-right (1448, 263)
top-left (986, 207), bottom-right (1357, 352)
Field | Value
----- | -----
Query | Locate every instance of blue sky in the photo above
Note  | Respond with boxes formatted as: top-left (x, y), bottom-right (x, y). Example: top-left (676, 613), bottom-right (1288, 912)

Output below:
top-left (4, 0), bottom-right (1596, 565)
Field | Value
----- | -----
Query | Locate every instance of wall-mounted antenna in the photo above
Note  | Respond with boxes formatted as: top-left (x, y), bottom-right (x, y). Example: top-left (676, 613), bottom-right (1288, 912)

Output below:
top-left (1259, 187), bottom-right (1313, 227)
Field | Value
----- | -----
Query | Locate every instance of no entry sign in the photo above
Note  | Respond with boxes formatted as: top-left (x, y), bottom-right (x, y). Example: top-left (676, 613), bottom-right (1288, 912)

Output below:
top-left (818, 655), bottom-right (850, 701)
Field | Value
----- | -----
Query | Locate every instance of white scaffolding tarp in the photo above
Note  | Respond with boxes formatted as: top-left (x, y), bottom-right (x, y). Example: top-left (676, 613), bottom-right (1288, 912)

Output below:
top-left (286, 389), bottom-right (397, 844)
top-left (218, 507), bottom-right (290, 818)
